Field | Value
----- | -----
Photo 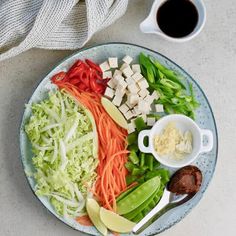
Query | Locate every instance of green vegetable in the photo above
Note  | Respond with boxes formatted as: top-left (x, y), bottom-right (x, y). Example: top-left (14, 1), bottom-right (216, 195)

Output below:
top-left (128, 143), bottom-right (139, 152)
top-left (134, 117), bottom-right (147, 132)
top-left (25, 90), bottom-right (98, 217)
top-left (126, 175), bottom-right (137, 185)
top-left (125, 162), bottom-right (137, 172)
top-left (145, 154), bottom-right (154, 171)
top-left (116, 185), bottom-right (139, 202)
top-left (127, 132), bottom-right (138, 145)
top-left (132, 213), bottom-right (144, 223)
top-left (128, 150), bottom-right (139, 165)
top-left (140, 153), bottom-right (145, 167)
top-left (117, 176), bottom-right (161, 215)
top-left (123, 187), bottom-right (159, 220)
top-left (139, 53), bottom-right (200, 119)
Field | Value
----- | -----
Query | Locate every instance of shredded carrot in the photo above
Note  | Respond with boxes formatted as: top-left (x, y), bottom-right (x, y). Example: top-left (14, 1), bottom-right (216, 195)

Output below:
top-left (53, 81), bottom-right (129, 211)
top-left (76, 215), bottom-right (93, 226)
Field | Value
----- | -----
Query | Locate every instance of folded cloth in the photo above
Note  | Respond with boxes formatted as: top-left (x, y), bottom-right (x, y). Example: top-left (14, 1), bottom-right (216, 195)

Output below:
top-left (0, 0), bottom-right (128, 61)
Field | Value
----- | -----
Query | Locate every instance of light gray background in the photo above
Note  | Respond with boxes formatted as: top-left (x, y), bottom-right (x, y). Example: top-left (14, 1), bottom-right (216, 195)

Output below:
top-left (0, 0), bottom-right (236, 235)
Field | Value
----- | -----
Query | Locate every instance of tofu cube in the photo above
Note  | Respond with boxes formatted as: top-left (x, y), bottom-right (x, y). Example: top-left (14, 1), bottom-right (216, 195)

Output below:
top-left (132, 72), bottom-right (143, 82)
top-left (107, 78), bottom-right (116, 89)
top-left (113, 69), bottom-right (122, 77)
top-left (126, 100), bottom-right (134, 109)
top-left (147, 117), bottom-right (156, 126)
top-left (127, 122), bottom-right (135, 134)
top-left (139, 114), bottom-right (147, 122)
top-left (138, 89), bottom-right (149, 98)
top-left (119, 104), bottom-right (129, 114)
top-left (132, 64), bottom-right (141, 73)
top-left (151, 91), bottom-right (160, 100)
top-left (126, 77), bottom-right (135, 85)
top-left (127, 94), bottom-right (139, 106)
top-left (104, 87), bottom-right (114, 99)
top-left (120, 63), bottom-right (129, 71)
top-left (138, 100), bottom-right (150, 114)
top-left (133, 105), bottom-right (142, 115)
top-left (115, 88), bottom-right (125, 97)
top-left (122, 66), bottom-right (134, 78)
top-left (114, 74), bottom-right (125, 82)
top-left (99, 61), bottom-right (110, 72)
top-left (127, 83), bottom-right (139, 94)
top-left (112, 95), bottom-right (122, 106)
top-left (103, 71), bottom-right (112, 79)
top-left (155, 104), bottom-right (164, 112)
top-left (117, 77), bottom-right (128, 91)
top-left (122, 55), bottom-right (133, 64)
top-left (124, 110), bottom-right (134, 120)
top-left (108, 57), bottom-right (118, 68)
top-left (144, 95), bottom-right (154, 105)
top-left (137, 78), bottom-right (149, 89)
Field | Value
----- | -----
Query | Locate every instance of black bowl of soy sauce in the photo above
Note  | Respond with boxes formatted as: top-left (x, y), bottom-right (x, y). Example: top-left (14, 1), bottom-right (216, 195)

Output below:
top-left (157, 0), bottom-right (199, 38)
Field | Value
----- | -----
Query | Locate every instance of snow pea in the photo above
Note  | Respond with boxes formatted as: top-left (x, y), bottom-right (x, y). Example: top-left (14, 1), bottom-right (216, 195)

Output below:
top-left (117, 176), bottom-right (161, 215)
top-left (116, 185), bottom-right (138, 202)
top-left (123, 187), bottom-right (159, 220)
top-left (133, 212), bottom-right (144, 223)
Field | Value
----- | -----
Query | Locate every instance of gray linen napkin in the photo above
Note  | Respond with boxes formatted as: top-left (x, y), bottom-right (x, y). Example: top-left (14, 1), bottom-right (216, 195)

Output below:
top-left (0, 0), bottom-right (128, 61)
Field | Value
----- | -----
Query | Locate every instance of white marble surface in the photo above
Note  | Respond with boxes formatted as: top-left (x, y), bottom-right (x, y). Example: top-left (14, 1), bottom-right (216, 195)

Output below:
top-left (0, 0), bottom-right (236, 235)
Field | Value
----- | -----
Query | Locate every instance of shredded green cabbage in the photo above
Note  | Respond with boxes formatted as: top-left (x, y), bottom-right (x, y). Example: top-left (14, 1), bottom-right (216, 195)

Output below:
top-left (25, 90), bottom-right (98, 218)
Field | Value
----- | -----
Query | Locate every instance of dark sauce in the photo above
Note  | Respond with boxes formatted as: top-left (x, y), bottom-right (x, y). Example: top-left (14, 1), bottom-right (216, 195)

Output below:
top-left (157, 0), bottom-right (199, 38)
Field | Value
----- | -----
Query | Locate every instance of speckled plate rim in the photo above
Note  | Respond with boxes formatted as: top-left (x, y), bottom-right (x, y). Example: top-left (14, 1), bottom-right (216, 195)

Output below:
top-left (19, 42), bottom-right (218, 236)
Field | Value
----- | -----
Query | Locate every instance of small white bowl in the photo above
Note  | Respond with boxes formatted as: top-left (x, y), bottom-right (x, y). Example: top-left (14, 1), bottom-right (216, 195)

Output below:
top-left (138, 114), bottom-right (213, 168)
top-left (140, 0), bottom-right (206, 43)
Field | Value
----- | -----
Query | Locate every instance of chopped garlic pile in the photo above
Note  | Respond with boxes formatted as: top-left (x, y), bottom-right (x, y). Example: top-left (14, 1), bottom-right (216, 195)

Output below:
top-left (154, 122), bottom-right (192, 159)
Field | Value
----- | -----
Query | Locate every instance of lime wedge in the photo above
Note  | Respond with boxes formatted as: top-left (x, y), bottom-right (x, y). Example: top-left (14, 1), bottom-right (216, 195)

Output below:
top-left (101, 97), bottom-right (128, 129)
top-left (100, 207), bottom-right (136, 233)
top-left (86, 198), bottom-right (107, 236)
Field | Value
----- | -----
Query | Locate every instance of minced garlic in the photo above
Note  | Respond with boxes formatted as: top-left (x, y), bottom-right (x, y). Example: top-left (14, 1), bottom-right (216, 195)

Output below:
top-left (154, 122), bottom-right (192, 159)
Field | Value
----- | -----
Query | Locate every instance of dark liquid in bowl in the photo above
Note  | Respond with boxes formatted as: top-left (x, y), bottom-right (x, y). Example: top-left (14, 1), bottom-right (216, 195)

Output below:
top-left (157, 0), bottom-right (199, 38)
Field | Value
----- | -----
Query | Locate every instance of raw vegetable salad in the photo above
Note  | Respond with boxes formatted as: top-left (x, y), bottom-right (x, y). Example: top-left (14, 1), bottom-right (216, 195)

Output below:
top-left (25, 53), bottom-right (199, 235)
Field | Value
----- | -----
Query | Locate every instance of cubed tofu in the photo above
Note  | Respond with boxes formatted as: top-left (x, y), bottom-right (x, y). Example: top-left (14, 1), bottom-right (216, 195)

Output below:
top-left (127, 83), bottom-right (139, 94)
top-left (126, 100), bottom-right (134, 109)
top-left (138, 100), bottom-right (150, 114)
top-left (114, 74), bottom-right (125, 82)
top-left (127, 122), bottom-right (135, 134)
top-left (151, 91), bottom-right (160, 100)
top-left (122, 55), bottom-right (133, 64)
top-left (108, 57), bottom-right (118, 68)
top-left (137, 78), bottom-right (149, 90)
top-left (120, 63), bottom-right (129, 71)
top-left (133, 105), bottom-right (142, 115)
top-left (115, 88), bottom-right (125, 97)
top-left (126, 77), bottom-right (135, 85)
top-left (107, 78), bottom-right (116, 89)
top-left (104, 87), bottom-right (114, 99)
top-left (132, 72), bottom-right (143, 82)
top-left (122, 66), bottom-right (134, 78)
top-left (130, 118), bottom-right (137, 127)
top-left (117, 77), bottom-right (128, 91)
top-left (144, 95), bottom-right (154, 105)
top-left (132, 64), bottom-right (141, 73)
top-left (113, 69), bottom-right (122, 77)
top-left (147, 117), bottom-right (156, 126)
top-left (103, 71), bottom-right (112, 79)
top-left (127, 94), bottom-right (139, 106)
top-left (112, 95), bottom-right (122, 106)
top-left (99, 61), bottom-right (110, 72)
top-left (119, 104), bottom-right (129, 114)
top-left (138, 89), bottom-right (149, 98)
top-left (139, 114), bottom-right (147, 122)
top-left (155, 104), bottom-right (164, 112)
top-left (124, 110), bottom-right (134, 120)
